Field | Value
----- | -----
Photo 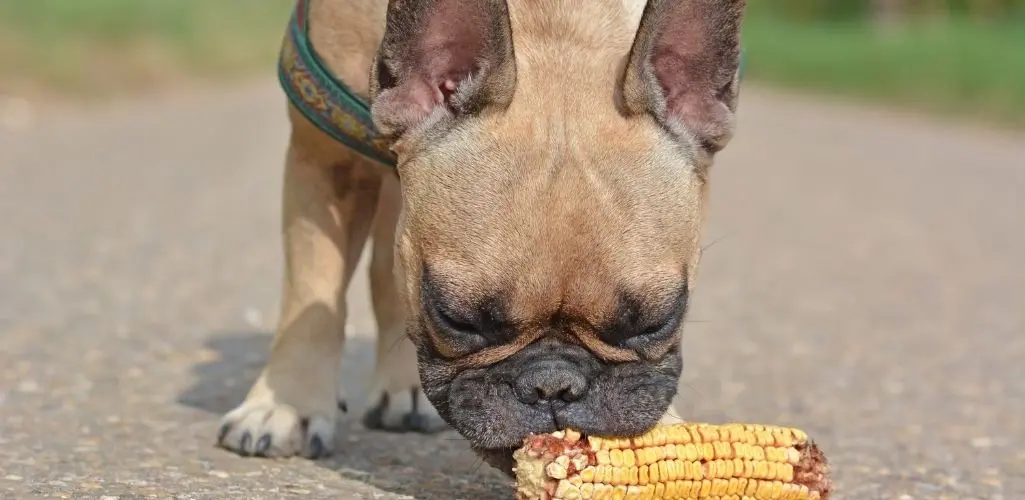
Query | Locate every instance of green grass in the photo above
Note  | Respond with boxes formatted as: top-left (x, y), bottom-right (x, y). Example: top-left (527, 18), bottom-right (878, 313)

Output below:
top-left (740, 10), bottom-right (1025, 127)
top-left (0, 0), bottom-right (293, 97)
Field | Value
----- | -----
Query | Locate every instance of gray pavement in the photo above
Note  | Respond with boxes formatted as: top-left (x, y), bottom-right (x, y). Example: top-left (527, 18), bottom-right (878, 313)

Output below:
top-left (1, 80), bottom-right (1023, 499)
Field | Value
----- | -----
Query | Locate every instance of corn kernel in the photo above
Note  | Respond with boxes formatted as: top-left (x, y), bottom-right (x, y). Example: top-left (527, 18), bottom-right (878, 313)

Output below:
top-left (513, 423), bottom-right (831, 500)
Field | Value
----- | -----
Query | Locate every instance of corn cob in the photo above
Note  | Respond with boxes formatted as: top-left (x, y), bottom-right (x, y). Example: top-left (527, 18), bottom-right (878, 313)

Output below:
top-left (512, 422), bottom-right (832, 500)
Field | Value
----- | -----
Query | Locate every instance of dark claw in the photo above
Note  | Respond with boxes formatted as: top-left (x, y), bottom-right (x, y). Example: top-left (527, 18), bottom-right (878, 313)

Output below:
top-left (337, 400), bottom-right (348, 413)
top-left (361, 393), bottom-right (388, 430)
top-left (238, 431), bottom-right (253, 456)
top-left (217, 422), bottom-right (231, 444)
top-left (255, 434), bottom-right (272, 456)
top-left (362, 406), bottom-right (385, 430)
top-left (362, 390), bottom-right (448, 433)
top-left (402, 411), bottom-right (430, 432)
top-left (306, 435), bottom-right (325, 459)
top-left (403, 411), bottom-right (449, 434)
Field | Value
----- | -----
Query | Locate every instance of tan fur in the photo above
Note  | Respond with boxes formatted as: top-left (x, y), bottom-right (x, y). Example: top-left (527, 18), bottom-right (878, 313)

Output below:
top-left (219, 101), bottom-right (389, 456)
top-left (396, 0), bottom-right (705, 357)
top-left (219, 0), bottom-right (731, 458)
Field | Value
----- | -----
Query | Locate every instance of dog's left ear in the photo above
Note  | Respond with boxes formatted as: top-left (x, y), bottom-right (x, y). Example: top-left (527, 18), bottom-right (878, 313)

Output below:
top-left (369, 0), bottom-right (516, 140)
top-left (621, 0), bottom-right (746, 154)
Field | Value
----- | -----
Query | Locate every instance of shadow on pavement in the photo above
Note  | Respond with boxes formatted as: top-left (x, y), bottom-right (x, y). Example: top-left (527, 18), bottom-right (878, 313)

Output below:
top-left (177, 331), bottom-right (511, 499)
top-left (176, 330), bottom-right (270, 415)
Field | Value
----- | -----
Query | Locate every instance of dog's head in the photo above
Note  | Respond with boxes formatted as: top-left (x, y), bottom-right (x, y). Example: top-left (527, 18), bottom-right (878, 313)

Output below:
top-left (369, 0), bottom-right (745, 472)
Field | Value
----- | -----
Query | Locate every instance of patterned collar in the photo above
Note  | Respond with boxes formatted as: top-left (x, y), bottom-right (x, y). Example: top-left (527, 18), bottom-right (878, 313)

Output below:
top-left (277, 0), bottom-right (397, 167)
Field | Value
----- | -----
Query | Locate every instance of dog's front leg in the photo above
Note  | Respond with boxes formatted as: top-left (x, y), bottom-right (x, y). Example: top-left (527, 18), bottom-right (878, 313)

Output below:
top-left (218, 122), bottom-right (381, 459)
top-left (360, 174), bottom-right (446, 433)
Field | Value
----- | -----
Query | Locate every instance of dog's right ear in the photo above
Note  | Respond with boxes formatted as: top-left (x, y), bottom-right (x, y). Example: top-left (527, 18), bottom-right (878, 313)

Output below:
top-left (369, 0), bottom-right (517, 140)
top-left (621, 0), bottom-right (746, 155)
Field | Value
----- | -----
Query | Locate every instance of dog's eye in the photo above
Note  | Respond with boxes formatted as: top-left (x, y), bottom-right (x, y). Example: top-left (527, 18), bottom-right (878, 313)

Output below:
top-left (424, 290), bottom-right (515, 354)
top-left (609, 288), bottom-right (689, 350)
top-left (431, 302), bottom-right (481, 337)
top-left (619, 308), bottom-right (684, 355)
top-left (419, 269), bottom-right (516, 353)
top-left (636, 311), bottom-right (681, 339)
top-left (422, 289), bottom-right (504, 356)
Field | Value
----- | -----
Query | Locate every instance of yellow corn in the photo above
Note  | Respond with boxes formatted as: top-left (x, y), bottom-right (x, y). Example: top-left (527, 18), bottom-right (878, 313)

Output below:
top-left (512, 422), bottom-right (832, 500)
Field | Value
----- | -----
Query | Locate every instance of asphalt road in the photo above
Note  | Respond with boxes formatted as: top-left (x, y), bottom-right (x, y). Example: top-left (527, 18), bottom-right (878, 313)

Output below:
top-left (1, 81), bottom-right (1023, 499)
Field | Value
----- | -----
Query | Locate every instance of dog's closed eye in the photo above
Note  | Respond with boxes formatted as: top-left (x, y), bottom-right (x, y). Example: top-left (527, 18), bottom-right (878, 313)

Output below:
top-left (426, 293), bottom-right (481, 338)
top-left (603, 285), bottom-right (689, 355)
top-left (420, 268), bottom-right (513, 355)
top-left (423, 287), bottom-right (485, 353)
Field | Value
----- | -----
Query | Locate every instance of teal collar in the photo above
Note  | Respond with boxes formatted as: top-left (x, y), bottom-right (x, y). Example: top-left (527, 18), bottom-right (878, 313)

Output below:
top-left (278, 0), bottom-right (397, 167)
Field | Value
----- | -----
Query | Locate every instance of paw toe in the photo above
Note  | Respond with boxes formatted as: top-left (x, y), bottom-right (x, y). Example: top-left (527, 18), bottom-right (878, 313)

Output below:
top-left (305, 434), bottom-right (326, 459)
top-left (301, 415), bottom-right (335, 459)
top-left (361, 400), bottom-right (388, 430)
top-left (362, 388), bottom-right (448, 434)
top-left (238, 431), bottom-right (254, 456)
top-left (217, 401), bottom-right (334, 459)
top-left (254, 434), bottom-right (272, 457)
top-left (401, 411), bottom-right (435, 433)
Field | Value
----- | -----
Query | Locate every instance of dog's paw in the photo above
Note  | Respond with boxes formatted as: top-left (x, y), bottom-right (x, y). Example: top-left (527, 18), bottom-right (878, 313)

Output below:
top-left (363, 326), bottom-right (448, 433)
top-left (218, 393), bottom-right (336, 459)
top-left (362, 388), bottom-right (448, 434)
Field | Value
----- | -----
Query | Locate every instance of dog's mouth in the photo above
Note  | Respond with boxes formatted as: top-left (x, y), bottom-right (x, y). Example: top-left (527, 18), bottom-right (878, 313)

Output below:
top-left (475, 446), bottom-right (519, 477)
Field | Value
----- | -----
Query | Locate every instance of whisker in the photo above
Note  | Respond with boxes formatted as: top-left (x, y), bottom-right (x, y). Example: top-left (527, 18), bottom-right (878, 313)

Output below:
top-left (701, 233), bottom-right (734, 252)
top-left (386, 331), bottom-right (409, 354)
top-left (469, 457), bottom-right (488, 475)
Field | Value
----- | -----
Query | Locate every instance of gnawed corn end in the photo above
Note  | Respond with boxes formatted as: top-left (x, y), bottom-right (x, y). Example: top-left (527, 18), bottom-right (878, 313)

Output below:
top-left (512, 423), bottom-right (832, 500)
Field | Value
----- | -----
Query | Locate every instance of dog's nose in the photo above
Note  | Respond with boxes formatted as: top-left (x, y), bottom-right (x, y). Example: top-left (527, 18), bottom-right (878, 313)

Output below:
top-left (514, 362), bottom-right (589, 404)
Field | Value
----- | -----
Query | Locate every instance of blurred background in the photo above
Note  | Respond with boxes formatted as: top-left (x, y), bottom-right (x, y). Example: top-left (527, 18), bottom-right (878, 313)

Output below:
top-left (1, 1), bottom-right (1022, 499)
top-left (745, 0), bottom-right (1025, 126)
top-left (0, 0), bottom-right (292, 100)
top-left (1, 0), bottom-right (1023, 125)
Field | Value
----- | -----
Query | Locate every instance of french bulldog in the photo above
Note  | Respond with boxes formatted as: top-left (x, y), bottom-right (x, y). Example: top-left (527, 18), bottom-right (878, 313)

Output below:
top-left (217, 0), bottom-right (746, 474)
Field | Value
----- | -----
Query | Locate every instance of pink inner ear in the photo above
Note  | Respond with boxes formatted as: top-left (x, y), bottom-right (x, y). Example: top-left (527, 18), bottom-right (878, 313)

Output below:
top-left (440, 79), bottom-right (458, 102)
top-left (407, 78), bottom-right (446, 117)
top-left (415, 1), bottom-right (489, 102)
top-left (373, 76), bottom-right (446, 132)
top-left (674, 93), bottom-right (732, 146)
top-left (651, 16), bottom-right (719, 118)
top-left (375, 0), bottom-right (507, 134)
top-left (396, 74), bottom-right (464, 123)
top-left (644, 0), bottom-right (739, 146)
